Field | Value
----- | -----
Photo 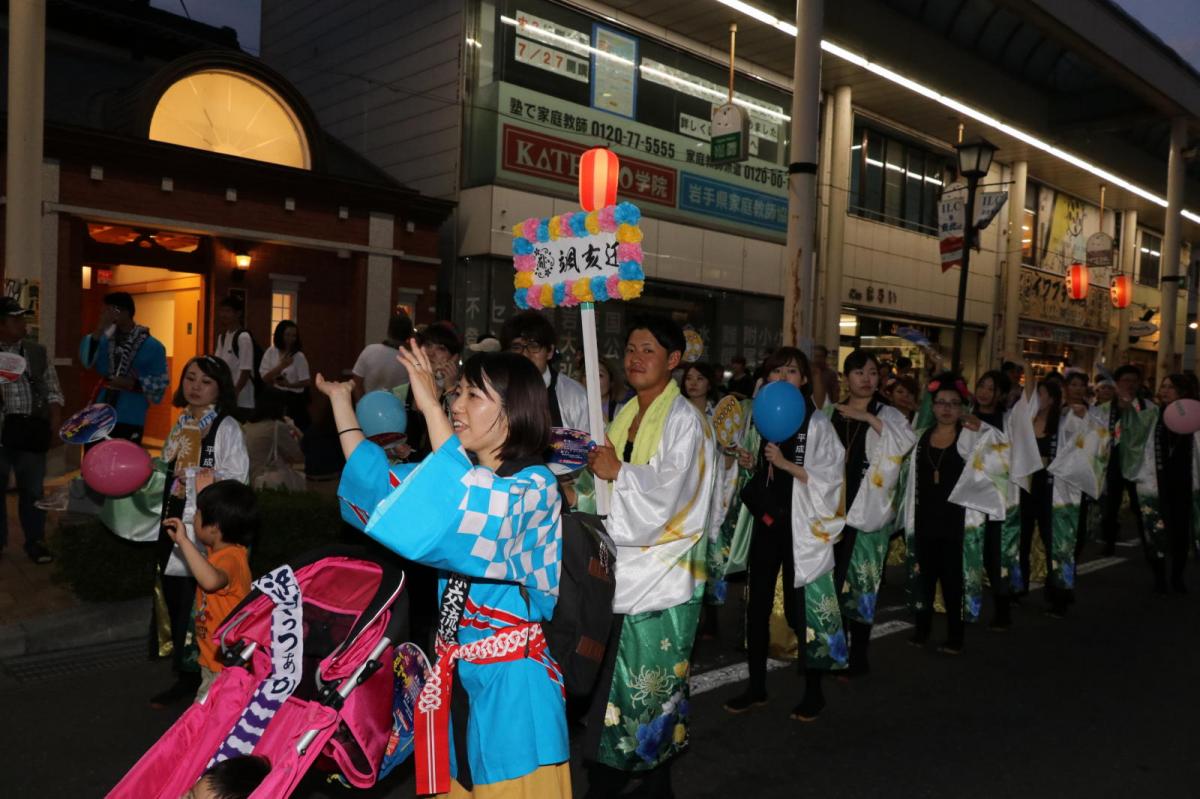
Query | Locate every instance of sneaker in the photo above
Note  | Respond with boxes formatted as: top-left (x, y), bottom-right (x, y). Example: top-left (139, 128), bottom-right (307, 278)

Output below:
top-left (789, 694), bottom-right (826, 721)
top-left (34, 486), bottom-right (69, 512)
top-left (723, 691), bottom-right (768, 714)
top-left (26, 542), bottom-right (53, 565)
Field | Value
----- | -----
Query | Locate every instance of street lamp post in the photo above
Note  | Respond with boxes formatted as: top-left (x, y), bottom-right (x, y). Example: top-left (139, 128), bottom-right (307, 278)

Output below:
top-left (950, 137), bottom-right (998, 373)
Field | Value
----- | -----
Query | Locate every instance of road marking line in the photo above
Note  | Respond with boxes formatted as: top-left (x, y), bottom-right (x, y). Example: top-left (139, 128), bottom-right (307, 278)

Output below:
top-left (689, 555), bottom-right (1129, 696)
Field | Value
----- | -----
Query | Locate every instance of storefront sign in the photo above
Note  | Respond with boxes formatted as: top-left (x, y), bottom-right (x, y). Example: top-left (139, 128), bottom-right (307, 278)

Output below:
top-left (1128, 320), bottom-right (1158, 339)
top-left (1086, 231), bottom-right (1114, 268)
top-left (679, 173), bottom-right (786, 230)
top-left (497, 82), bottom-right (789, 235)
top-left (591, 25), bottom-right (637, 119)
top-left (512, 11), bottom-right (590, 83)
top-left (710, 103), bottom-right (749, 164)
top-left (501, 125), bottom-right (676, 206)
top-left (1019, 266), bottom-right (1110, 332)
top-left (938, 187), bottom-right (965, 272)
top-left (1017, 321), bottom-right (1104, 349)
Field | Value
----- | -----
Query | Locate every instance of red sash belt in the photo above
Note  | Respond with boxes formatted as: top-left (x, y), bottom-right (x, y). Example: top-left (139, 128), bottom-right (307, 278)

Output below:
top-left (415, 622), bottom-right (544, 795)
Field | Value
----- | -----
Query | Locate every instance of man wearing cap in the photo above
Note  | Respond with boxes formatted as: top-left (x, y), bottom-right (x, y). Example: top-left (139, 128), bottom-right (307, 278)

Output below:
top-left (79, 291), bottom-right (168, 443)
top-left (0, 298), bottom-right (64, 563)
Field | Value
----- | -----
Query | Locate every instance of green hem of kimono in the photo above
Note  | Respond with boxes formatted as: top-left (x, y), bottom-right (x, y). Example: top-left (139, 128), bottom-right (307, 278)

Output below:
top-left (596, 596), bottom-right (702, 771)
top-left (1048, 503), bottom-right (1079, 589)
top-left (1139, 493), bottom-right (1168, 560)
top-left (805, 572), bottom-right (849, 670)
top-left (1002, 506), bottom-right (1022, 592)
top-left (840, 528), bottom-right (889, 625)
top-left (705, 478), bottom-right (748, 605)
top-left (962, 524), bottom-right (985, 622)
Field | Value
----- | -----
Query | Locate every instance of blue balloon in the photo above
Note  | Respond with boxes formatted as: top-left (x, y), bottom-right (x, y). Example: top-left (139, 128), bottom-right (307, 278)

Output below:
top-left (356, 390), bottom-right (408, 437)
top-left (752, 381), bottom-right (806, 442)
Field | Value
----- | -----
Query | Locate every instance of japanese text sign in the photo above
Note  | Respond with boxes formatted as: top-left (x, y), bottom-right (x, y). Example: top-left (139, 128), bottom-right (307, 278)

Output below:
top-left (513, 202), bottom-right (645, 309)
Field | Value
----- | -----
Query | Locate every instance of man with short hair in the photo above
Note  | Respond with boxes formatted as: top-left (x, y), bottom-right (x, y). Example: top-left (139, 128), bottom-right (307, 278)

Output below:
top-left (724, 354), bottom-right (756, 399)
top-left (1099, 364), bottom-right (1151, 556)
top-left (351, 312), bottom-right (413, 401)
top-left (80, 291), bottom-right (168, 442)
top-left (213, 296), bottom-right (257, 422)
top-left (0, 298), bottom-right (64, 563)
top-left (500, 310), bottom-right (588, 431)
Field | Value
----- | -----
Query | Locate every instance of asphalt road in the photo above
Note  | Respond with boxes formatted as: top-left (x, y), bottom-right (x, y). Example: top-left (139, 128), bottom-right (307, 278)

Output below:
top-left (4, 545), bottom-right (1197, 798)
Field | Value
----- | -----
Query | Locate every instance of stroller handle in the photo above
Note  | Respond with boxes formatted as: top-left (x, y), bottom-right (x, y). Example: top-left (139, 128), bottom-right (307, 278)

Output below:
top-left (296, 635), bottom-right (394, 756)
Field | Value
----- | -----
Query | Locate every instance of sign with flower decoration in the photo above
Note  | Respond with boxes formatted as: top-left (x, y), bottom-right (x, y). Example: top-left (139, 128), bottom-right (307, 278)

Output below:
top-left (512, 201), bottom-right (645, 309)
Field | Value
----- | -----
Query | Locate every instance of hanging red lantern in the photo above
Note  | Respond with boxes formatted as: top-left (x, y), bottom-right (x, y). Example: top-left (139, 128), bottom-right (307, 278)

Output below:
top-left (578, 147), bottom-right (620, 212)
top-left (1110, 273), bottom-right (1132, 309)
top-left (1066, 263), bottom-right (1089, 301)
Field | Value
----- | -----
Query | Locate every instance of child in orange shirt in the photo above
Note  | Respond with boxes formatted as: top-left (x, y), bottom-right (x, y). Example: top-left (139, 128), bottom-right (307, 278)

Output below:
top-left (164, 480), bottom-right (259, 703)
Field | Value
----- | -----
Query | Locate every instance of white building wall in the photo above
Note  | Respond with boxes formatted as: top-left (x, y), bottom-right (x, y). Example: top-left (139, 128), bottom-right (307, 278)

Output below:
top-left (260, 0), bottom-right (466, 199)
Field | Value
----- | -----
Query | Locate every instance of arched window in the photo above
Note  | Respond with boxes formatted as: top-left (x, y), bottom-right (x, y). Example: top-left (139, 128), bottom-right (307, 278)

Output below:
top-left (149, 69), bottom-right (311, 169)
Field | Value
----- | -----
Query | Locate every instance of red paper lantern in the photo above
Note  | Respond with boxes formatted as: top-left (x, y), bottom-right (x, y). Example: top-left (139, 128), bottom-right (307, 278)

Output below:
top-left (579, 147), bottom-right (619, 212)
top-left (1110, 273), bottom-right (1132, 309)
top-left (1066, 263), bottom-right (1089, 301)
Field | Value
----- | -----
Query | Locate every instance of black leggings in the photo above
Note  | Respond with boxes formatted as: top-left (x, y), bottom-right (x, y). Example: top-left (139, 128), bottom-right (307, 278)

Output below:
top-left (1019, 476), bottom-right (1052, 593)
top-left (913, 528), bottom-right (964, 646)
top-left (983, 519), bottom-right (1008, 598)
top-left (156, 574), bottom-right (198, 674)
top-left (746, 518), bottom-right (797, 693)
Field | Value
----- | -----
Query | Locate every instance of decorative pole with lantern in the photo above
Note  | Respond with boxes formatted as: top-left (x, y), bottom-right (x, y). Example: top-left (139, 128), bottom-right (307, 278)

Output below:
top-left (949, 137), bottom-right (998, 373)
top-left (511, 147), bottom-right (645, 514)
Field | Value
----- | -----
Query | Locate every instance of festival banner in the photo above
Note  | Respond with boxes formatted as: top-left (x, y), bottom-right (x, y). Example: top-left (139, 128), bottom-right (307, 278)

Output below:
top-left (512, 202), bottom-right (645, 309)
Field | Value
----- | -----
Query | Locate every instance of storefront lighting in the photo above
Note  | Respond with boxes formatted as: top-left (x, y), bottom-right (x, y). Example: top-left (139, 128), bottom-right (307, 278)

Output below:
top-left (1110, 273), bottom-right (1132, 309)
top-left (1066, 263), bottom-right (1089, 300)
top-left (579, 147), bottom-right (620, 211)
top-left (234, 252), bottom-right (252, 270)
top-left (711, 0), bottom-right (1200, 223)
top-left (1190, 321), bottom-right (1198, 330)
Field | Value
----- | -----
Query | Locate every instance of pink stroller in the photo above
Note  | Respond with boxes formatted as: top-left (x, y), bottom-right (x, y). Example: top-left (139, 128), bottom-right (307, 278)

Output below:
top-left (108, 547), bottom-right (409, 798)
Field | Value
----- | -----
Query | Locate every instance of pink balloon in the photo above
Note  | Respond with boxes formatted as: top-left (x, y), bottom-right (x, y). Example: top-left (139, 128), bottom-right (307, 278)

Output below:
top-left (1164, 399), bottom-right (1200, 435)
top-left (82, 439), bottom-right (152, 497)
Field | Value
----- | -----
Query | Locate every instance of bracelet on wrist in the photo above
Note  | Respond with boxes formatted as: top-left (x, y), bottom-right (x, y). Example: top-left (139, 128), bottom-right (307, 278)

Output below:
top-left (338, 427), bottom-right (363, 436)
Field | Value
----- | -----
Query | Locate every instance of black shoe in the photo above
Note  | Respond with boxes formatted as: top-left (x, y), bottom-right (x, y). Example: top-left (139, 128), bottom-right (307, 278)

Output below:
top-left (723, 690), bottom-right (768, 714)
top-left (149, 676), bottom-right (201, 708)
top-left (25, 542), bottom-right (52, 565)
top-left (789, 694), bottom-right (826, 721)
top-left (937, 642), bottom-right (964, 656)
top-left (908, 633), bottom-right (928, 648)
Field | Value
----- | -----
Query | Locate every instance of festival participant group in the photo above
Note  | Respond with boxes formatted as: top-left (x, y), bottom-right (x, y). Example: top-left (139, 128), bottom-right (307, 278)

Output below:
top-left (11, 287), bottom-right (1193, 798)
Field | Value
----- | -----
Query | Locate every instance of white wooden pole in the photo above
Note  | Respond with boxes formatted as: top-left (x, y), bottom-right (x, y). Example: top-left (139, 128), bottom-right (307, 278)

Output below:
top-left (580, 302), bottom-right (609, 515)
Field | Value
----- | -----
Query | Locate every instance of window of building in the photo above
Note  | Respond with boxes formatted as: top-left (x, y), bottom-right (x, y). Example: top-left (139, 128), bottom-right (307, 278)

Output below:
top-left (1138, 231), bottom-right (1162, 287)
top-left (269, 278), bottom-right (301, 341)
top-left (849, 122), bottom-right (952, 235)
top-left (149, 70), bottom-right (311, 169)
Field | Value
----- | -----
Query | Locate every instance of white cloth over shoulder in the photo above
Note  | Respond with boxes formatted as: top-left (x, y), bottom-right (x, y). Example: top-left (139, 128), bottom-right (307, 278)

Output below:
top-left (547, 368), bottom-right (589, 431)
top-left (607, 396), bottom-right (716, 615)
top-left (791, 411), bottom-right (846, 586)
top-left (845, 404), bottom-right (917, 533)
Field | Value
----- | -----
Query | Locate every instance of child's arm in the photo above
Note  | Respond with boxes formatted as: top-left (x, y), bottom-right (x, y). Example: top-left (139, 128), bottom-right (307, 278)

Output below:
top-left (163, 518), bottom-right (229, 593)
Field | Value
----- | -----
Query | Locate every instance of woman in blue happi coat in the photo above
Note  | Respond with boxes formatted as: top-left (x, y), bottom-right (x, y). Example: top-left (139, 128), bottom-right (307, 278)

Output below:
top-left (318, 343), bottom-right (570, 798)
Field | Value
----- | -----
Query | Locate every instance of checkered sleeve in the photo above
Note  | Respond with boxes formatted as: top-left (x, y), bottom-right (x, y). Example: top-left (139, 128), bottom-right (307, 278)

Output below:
top-left (362, 436), bottom-right (563, 596)
top-left (338, 441), bottom-right (417, 531)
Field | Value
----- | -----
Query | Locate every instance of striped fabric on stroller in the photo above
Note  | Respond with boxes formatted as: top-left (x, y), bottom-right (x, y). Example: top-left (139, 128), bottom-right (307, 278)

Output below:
top-left (107, 547), bottom-right (408, 798)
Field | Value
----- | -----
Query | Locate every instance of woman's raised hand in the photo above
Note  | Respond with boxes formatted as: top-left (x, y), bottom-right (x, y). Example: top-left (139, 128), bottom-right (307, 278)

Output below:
top-left (398, 339), bottom-right (443, 415)
top-left (315, 373), bottom-right (353, 402)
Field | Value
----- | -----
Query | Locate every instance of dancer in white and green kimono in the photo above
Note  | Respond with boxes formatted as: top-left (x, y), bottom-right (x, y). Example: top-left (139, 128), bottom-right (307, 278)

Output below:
top-left (900, 374), bottom-right (1008, 652)
top-left (583, 318), bottom-right (715, 798)
top-left (721, 348), bottom-right (847, 722)
top-left (1013, 377), bottom-right (1102, 617)
top-left (832, 350), bottom-right (916, 675)
top-left (1118, 372), bottom-right (1200, 594)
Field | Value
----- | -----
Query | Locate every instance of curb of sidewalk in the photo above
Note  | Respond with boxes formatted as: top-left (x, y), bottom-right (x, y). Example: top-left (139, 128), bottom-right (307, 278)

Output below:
top-left (0, 597), bottom-right (148, 660)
